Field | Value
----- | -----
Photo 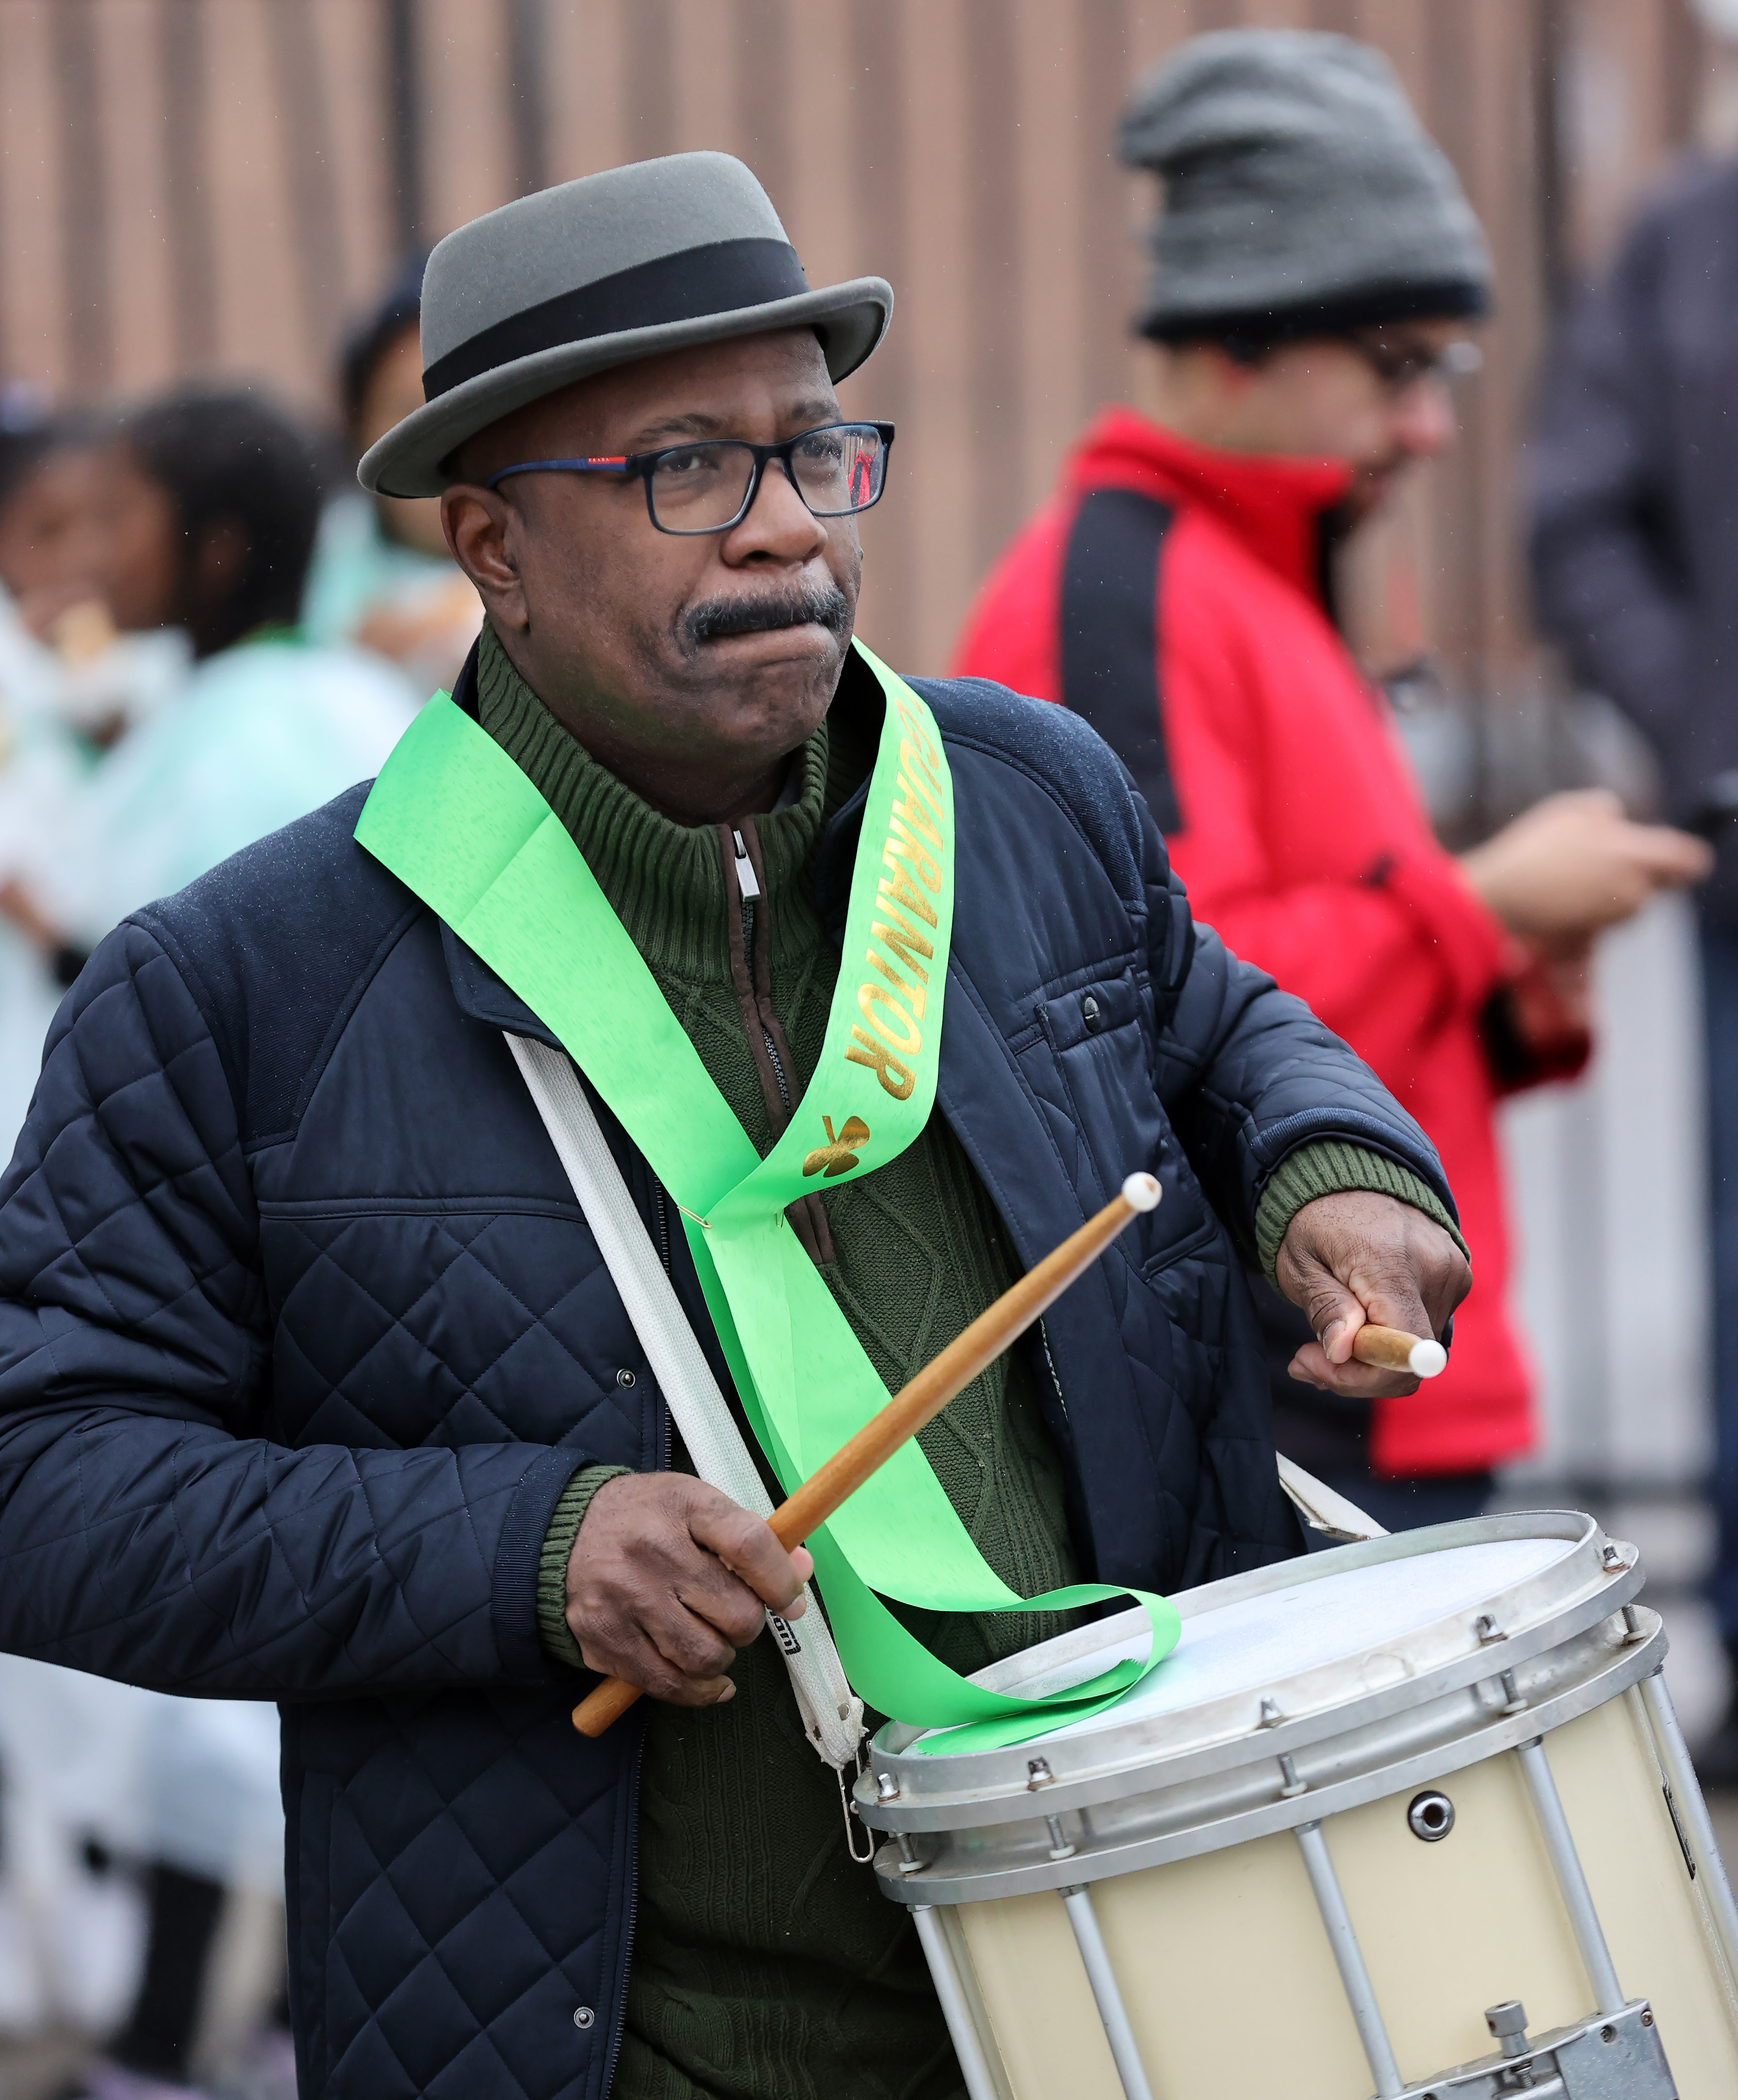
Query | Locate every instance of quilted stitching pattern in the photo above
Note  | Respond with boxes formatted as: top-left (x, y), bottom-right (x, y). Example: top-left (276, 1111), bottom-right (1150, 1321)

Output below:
top-left (0, 675), bottom-right (1451, 2098)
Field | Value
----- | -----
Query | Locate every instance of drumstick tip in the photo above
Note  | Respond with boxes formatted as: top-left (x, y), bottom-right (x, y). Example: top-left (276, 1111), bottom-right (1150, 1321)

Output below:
top-left (1121, 1172), bottom-right (1162, 1213)
top-left (1409, 1337), bottom-right (1448, 1379)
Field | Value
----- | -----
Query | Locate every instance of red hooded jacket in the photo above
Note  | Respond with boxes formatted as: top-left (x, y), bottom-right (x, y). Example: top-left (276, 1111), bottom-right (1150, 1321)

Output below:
top-left (953, 408), bottom-right (1571, 1476)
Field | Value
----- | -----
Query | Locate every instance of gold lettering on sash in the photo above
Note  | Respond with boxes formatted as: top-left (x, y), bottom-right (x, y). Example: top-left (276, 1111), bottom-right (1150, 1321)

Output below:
top-left (898, 739), bottom-right (946, 806)
top-left (891, 766), bottom-right (944, 850)
top-left (892, 702), bottom-right (941, 778)
top-left (871, 909), bottom-right (934, 984)
top-left (845, 695), bottom-right (948, 1102)
top-left (846, 1024), bottom-right (916, 1099)
top-left (878, 861), bottom-right (937, 928)
top-left (859, 983), bottom-right (922, 1055)
top-left (865, 943), bottom-right (927, 1019)
top-left (886, 818), bottom-right (942, 892)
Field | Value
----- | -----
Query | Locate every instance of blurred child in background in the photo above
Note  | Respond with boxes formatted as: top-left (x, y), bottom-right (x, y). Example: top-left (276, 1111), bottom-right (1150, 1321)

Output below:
top-left (300, 261), bottom-right (481, 693)
top-left (4, 387), bottom-right (418, 974)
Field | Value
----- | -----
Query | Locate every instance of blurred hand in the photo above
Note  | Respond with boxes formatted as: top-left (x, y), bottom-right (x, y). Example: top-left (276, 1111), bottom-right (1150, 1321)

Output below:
top-left (1459, 789), bottom-right (1712, 943)
top-left (1277, 1189), bottom-right (1471, 1398)
top-left (565, 1472), bottom-right (813, 1706)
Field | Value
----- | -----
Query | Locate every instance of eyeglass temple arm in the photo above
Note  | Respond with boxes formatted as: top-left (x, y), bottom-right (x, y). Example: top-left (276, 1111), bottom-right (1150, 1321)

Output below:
top-left (484, 457), bottom-right (630, 490)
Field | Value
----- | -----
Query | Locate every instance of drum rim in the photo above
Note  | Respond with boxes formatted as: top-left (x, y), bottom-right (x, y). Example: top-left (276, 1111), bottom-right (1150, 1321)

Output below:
top-left (860, 1512), bottom-right (1638, 1831)
top-left (867, 1617), bottom-right (1665, 1906)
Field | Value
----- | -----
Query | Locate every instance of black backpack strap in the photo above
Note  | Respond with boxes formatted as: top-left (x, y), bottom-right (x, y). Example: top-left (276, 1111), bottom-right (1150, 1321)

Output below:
top-left (1059, 487), bottom-right (1182, 836)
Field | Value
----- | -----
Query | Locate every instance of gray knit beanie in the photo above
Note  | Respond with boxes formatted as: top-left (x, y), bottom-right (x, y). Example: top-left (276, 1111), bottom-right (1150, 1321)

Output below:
top-left (1119, 30), bottom-right (1491, 344)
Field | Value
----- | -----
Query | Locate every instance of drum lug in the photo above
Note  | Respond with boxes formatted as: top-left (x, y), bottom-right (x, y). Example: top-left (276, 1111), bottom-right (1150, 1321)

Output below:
top-left (1277, 1752), bottom-right (1309, 1800)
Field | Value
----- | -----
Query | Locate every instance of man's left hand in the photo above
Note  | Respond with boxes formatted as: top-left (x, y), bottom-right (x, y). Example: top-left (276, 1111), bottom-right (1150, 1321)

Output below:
top-left (1276, 1190), bottom-right (1471, 1397)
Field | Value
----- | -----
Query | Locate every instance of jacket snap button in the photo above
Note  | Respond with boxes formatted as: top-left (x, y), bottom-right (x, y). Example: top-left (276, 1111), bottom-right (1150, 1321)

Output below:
top-left (1082, 995), bottom-right (1102, 1034)
top-left (615, 1367), bottom-right (636, 1388)
top-left (573, 2005), bottom-right (595, 2030)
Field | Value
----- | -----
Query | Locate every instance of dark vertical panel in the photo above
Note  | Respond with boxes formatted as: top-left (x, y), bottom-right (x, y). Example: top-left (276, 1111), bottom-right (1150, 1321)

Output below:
top-left (265, 0), bottom-right (346, 366)
top-left (1661, 0), bottom-right (1703, 152)
top-left (160, 0), bottom-right (217, 372)
top-left (1534, 0), bottom-right (1571, 310)
top-left (1419, 0), bottom-right (1485, 683)
top-left (625, 0), bottom-right (676, 160)
top-left (965, 0), bottom-right (1022, 576)
top-left (736, 0), bottom-right (791, 214)
top-left (508, 0), bottom-right (551, 197)
top-left (54, 0), bottom-right (110, 394)
top-left (1078, 0), bottom-right (1131, 420)
top-left (387, 0), bottom-right (424, 249)
top-left (846, 0), bottom-right (913, 656)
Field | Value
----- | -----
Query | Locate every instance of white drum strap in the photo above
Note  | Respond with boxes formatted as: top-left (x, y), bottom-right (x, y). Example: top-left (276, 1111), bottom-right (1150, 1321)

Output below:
top-left (506, 1033), bottom-right (868, 1775)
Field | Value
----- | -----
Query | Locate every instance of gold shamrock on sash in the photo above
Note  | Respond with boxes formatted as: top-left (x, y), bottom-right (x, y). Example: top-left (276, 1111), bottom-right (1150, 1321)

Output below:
top-left (802, 1115), bottom-right (871, 1178)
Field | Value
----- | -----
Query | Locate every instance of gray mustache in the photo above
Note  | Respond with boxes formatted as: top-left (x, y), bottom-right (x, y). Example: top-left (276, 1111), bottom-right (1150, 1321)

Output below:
top-left (684, 580), bottom-right (852, 646)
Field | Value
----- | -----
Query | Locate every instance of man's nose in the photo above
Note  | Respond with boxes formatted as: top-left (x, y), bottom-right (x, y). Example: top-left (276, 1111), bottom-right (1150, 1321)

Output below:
top-left (1391, 376), bottom-right (1458, 459)
top-left (723, 458), bottom-right (830, 561)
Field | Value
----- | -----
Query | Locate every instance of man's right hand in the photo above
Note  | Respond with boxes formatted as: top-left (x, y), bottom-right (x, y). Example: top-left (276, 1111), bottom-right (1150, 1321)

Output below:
top-left (564, 1473), bottom-right (813, 1706)
top-left (1459, 788), bottom-right (1711, 943)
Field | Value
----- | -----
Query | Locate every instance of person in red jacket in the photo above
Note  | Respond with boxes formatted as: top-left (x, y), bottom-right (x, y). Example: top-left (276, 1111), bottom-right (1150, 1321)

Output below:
top-left (954, 28), bottom-right (1710, 1528)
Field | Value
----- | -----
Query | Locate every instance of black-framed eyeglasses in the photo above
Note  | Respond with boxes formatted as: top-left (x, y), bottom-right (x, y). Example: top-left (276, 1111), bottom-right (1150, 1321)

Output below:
top-left (485, 420), bottom-right (895, 535)
top-left (1345, 333), bottom-right (1483, 396)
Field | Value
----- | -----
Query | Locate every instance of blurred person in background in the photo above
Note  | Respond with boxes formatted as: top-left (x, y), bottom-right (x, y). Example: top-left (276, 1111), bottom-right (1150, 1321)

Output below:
top-left (301, 258), bottom-right (482, 692)
top-left (0, 390), bottom-right (413, 2100)
top-left (5, 386), bottom-right (418, 975)
top-left (1529, 0), bottom-right (1738, 1783)
top-left (954, 29), bottom-right (1711, 1533)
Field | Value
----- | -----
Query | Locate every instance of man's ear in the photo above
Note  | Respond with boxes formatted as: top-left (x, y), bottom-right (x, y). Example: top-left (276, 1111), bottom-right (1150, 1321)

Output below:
top-left (442, 485), bottom-right (528, 633)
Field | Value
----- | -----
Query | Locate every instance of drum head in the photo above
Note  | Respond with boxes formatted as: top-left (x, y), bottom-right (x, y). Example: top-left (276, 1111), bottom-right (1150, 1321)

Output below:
top-left (1054, 1533), bottom-right (1572, 1740)
top-left (877, 1512), bottom-right (1615, 1780)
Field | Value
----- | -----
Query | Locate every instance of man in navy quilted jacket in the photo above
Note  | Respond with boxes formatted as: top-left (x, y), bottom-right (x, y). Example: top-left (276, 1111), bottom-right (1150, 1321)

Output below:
top-left (0, 156), bottom-right (1470, 2100)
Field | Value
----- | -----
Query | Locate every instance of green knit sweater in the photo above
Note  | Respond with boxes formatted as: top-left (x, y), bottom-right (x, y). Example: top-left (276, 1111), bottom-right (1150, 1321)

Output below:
top-left (480, 626), bottom-right (1459, 2099)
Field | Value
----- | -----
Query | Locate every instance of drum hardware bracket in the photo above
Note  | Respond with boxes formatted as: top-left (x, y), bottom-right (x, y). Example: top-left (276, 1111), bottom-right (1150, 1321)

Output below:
top-left (1390, 1997), bottom-right (1674, 2099)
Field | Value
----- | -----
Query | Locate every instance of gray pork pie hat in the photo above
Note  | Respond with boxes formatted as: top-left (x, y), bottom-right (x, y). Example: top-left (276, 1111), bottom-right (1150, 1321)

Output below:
top-left (359, 152), bottom-right (893, 499)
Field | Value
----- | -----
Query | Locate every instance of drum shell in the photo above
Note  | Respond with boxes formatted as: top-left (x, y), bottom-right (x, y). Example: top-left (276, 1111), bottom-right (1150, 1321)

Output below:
top-left (920, 1687), bottom-right (1738, 2100)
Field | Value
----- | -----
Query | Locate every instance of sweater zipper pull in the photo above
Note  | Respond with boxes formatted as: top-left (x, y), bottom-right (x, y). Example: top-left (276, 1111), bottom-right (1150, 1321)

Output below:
top-left (732, 827), bottom-right (761, 902)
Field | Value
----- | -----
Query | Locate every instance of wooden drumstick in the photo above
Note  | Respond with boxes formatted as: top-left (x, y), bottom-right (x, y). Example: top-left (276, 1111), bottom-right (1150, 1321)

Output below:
top-left (571, 1170), bottom-right (1163, 1739)
top-left (1350, 1323), bottom-right (1447, 1379)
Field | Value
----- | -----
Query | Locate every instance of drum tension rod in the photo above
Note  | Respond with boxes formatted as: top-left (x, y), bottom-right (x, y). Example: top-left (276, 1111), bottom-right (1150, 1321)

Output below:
top-left (1294, 1820), bottom-right (1405, 2098)
top-left (1514, 1737), bottom-right (1625, 2017)
top-left (1059, 1883), bottom-right (1157, 2100)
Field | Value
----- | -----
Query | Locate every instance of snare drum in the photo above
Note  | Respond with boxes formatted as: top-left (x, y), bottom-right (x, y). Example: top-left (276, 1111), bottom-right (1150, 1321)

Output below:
top-left (855, 1512), bottom-right (1738, 2100)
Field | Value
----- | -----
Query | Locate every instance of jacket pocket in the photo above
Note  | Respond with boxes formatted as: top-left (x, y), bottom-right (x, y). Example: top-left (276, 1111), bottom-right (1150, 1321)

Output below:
top-left (1032, 968), bottom-right (1163, 1207)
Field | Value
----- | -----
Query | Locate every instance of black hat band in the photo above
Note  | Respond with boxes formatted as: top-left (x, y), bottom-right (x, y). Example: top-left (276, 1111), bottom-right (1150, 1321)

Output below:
top-left (423, 236), bottom-right (811, 400)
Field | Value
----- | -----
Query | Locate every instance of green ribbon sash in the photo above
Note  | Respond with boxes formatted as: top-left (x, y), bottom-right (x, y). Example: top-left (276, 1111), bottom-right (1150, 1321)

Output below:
top-left (356, 643), bottom-right (1178, 1751)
